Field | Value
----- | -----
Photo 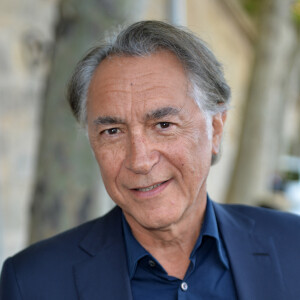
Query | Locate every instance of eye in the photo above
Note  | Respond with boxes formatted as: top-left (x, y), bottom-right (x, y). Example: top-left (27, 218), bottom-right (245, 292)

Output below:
top-left (102, 128), bottom-right (120, 135)
top-left (157, 122), bottom-right (170, 129)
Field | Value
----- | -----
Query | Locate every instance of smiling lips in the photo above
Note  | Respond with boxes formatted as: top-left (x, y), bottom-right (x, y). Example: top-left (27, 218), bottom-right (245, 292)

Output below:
top-left (134, 181), bottom-right (165, 192)
top-left (131, 180), bottom-right (170, 196)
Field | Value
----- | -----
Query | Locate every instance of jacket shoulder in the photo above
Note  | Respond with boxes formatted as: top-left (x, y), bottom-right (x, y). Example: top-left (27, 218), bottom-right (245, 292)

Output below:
top-left (0, 206), bottom-right (122, 299)
top-left (215, 202), bottom-right (300, 237)
top-left (8, 206), bottom-right (121, 267)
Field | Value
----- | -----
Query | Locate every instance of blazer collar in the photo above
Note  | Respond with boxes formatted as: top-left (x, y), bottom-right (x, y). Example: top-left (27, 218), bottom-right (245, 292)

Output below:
top-left (213, 202), bottom-right (289, 300)
top-left (73, 206), bottom-right (133, 300)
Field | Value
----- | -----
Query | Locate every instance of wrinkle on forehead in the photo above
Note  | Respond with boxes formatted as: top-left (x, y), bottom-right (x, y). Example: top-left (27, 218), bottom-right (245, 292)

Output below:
top-left (87, 51), bottom-right (194, 126)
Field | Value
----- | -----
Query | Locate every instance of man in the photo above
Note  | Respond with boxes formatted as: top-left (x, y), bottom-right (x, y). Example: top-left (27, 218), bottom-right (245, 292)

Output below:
top-left (1, 20), bottom-right (300, 300)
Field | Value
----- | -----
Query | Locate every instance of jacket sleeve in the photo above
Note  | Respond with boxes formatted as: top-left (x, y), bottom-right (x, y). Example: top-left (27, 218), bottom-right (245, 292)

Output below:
top-left (0, 258), bottom-right (23, 300)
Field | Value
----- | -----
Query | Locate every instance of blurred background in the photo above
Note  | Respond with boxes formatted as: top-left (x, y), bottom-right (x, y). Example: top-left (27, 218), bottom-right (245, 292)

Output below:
top-left (1, 0), bottom-right (300, 268)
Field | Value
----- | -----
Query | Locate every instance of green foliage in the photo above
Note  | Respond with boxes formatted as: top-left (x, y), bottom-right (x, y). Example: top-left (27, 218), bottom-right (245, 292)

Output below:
top-left (283, 171), bottom-right (300, 182)
top-left (292, 0), bottom-right (300, 29)
top-left (241, 0), bottom-right (264, 17)
top-left (240, 0), bottom-right (300, 33)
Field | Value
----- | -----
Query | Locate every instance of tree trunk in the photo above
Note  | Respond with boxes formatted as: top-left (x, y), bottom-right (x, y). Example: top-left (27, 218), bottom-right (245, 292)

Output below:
top-left (225, 0), bottom-right (298, 205)
top-left (29, 0), bottom-right (141, 244)
top-left (280, 43), bottom-right (300, 158)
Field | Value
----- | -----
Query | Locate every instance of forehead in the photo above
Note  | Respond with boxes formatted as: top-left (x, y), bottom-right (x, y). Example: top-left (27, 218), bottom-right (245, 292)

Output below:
top-left (89, 51), bottom-right (189, 92)
top-left (87, 51), bottom-right (195, 120)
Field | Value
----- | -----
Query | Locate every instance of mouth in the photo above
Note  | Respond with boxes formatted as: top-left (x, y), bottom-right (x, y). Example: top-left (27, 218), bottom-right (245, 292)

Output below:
top-left (130, 180), bottom-right (171, 198)
top-left (134, 181), bottom-right (167, 192)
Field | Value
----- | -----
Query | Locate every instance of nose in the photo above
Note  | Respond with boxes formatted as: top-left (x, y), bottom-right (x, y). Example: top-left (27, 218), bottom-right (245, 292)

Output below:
top-left (124, 133), bottom-right (159, 174)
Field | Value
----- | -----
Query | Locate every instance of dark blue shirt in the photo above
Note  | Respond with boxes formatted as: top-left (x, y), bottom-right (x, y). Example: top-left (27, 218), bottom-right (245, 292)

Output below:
top-left (122, 197), bottom-right (238, 300)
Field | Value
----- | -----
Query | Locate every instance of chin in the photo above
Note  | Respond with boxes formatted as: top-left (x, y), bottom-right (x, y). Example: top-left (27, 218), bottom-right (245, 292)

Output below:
top-left (137, 210), bottom-right (183, 231)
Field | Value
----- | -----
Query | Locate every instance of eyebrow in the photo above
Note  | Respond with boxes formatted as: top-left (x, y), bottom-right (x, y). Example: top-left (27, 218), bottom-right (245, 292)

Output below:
top-left (145, 106), bottom-right (180, 121)
top-left (93, 116), bottom-right (125, 126)
top-left (93, 106), bottom-right (180, 126)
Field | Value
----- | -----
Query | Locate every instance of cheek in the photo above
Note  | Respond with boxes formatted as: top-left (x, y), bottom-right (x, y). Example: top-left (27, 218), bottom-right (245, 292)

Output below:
top-left (170, 134), bottom-right (212, 175)
top-left (94, 146), bottom-right (124, 184)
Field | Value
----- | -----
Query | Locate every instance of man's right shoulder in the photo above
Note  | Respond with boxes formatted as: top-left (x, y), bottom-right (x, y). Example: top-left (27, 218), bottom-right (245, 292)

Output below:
top-left (1, 205), bottom-right (122, 278)
top-left (0, 206), bottom-right (126, 299)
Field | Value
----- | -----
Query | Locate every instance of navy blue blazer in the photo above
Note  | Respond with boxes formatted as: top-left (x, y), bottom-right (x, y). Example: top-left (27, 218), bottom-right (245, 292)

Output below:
top-left (1, 202), bottom-right (300, 300)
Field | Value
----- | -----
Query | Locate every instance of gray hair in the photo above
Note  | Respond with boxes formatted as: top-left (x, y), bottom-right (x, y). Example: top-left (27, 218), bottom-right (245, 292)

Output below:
top-left (67, 20), bottom-right (231, 164)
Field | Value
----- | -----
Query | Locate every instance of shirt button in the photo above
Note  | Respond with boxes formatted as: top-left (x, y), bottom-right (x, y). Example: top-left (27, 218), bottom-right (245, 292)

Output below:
top-left (181, 281), bottom-right (188, 291)
top-left (148, 260), bottom-right (156, 267)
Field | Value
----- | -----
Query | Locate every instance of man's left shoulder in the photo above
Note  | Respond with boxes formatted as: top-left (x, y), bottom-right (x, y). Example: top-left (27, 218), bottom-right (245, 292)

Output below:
top-left (214, 201), bottom-right (300, 234)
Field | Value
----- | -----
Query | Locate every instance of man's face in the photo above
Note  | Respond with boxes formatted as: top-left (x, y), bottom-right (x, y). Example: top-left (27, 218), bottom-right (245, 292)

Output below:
top-left (87, 51), bottom-right (225, 232)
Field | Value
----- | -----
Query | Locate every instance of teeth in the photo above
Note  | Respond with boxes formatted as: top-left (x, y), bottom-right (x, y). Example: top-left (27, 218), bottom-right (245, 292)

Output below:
top-left (137, 182), bottom-right (163, 192)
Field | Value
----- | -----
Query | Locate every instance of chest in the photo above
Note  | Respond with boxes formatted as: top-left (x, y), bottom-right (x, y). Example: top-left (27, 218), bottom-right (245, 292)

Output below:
top-left (130, 237), bottom-right (237, 300)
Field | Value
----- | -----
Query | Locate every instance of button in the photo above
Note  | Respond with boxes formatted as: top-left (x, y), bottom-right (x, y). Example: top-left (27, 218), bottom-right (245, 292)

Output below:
top-left (181, 281), bottom-right (188, 291)
top-left (148, 260), bottom-right (156, 267)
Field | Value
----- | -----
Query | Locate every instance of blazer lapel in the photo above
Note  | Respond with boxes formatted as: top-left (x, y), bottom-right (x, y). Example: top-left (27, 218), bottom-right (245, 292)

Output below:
top-left (73, 207), bottom-right (133, 300)
top-left (213, 203), bottom-right (288, 300)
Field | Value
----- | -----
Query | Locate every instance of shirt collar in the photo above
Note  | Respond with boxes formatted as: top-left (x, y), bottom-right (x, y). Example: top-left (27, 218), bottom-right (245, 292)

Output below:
top-left (122, 215), bottom-right (149, 279)
top-left (122, 196), bottom-right (229, 279)
top-left (191, 196), bottom-right (229, 269)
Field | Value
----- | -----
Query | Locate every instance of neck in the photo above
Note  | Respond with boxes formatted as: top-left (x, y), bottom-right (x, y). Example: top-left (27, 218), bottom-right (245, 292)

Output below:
top-left (124, 195), bottom-right (207, 279)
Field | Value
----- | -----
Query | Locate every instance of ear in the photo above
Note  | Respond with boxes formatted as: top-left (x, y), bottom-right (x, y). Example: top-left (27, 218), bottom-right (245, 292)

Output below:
top-left (211, 112), bottom-right (227, 155)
